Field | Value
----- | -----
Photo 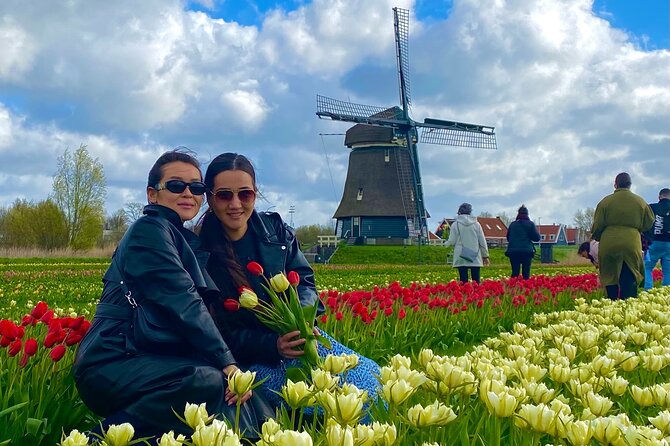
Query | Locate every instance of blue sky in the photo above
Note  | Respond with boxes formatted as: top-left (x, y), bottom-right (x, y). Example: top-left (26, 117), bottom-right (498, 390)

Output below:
top-left (0, 0), bottom-right (668, 230)
top-left (189, 0), bottom-right (669, 49)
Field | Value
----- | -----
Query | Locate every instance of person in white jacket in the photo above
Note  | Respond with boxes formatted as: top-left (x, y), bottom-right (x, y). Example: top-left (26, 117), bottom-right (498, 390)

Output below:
top-left (445, 203), bottom-right (490, 283)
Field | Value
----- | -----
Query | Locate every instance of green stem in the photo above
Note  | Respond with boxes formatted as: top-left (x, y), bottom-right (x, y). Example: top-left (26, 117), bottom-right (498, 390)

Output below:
top-left (234, 399), bottom-right (241, 435)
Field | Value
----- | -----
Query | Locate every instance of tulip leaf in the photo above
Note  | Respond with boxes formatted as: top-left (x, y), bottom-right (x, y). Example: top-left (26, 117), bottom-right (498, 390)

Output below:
top-left (0, 401), bottom-right (29, 418)
top-left (285, 366), bottom-right (307, 383)
top-left (316, 334), bottom-right (333, 350)
top-left (25, 417), bottom-right (47, 436)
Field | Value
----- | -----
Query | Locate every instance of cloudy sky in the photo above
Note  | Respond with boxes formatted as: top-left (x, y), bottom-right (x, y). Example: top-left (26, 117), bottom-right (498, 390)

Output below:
top-left (0, 0), bottom-right (668, 231)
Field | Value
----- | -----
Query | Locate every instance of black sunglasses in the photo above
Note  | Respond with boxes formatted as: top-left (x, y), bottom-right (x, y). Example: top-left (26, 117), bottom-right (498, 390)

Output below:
top-left (154, 180), bottom-right (207, 196)
top-left (212, 189), bottom-right (256, 203)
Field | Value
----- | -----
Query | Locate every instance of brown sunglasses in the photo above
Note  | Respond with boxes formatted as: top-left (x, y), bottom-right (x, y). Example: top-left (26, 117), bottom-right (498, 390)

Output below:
top-left (212, 189), bottom-right (256, 203)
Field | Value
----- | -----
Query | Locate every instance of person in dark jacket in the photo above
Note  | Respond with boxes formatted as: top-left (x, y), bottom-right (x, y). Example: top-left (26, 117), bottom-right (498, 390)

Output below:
top-left (73, 150), bottom-right (271, 440)
top-left (505, 205), bottom-right (541, 279)
top-left (198, 152), bottom-right (380, 411)
top-left (644, 187), bottom-right (670, 289)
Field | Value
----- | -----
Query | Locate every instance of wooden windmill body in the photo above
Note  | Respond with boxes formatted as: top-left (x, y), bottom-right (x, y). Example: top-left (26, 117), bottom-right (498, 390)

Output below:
top-left (317, 7), bottom-right (497, 245)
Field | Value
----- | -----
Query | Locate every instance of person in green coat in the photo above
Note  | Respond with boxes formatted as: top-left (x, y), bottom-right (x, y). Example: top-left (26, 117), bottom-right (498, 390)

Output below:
top-left (591, 172), bottom-right (654, 299)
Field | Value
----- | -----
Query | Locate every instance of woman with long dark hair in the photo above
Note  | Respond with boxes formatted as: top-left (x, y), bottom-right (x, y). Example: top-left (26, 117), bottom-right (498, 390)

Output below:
top-left (197, 152), bottom-right (380, 410)
top-left (505, 205), bottom-right (541, 279)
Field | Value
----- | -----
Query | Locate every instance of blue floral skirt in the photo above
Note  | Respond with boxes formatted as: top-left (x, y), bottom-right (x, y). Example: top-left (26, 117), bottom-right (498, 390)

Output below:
top-left (249, 331), bottom-right (380, 418)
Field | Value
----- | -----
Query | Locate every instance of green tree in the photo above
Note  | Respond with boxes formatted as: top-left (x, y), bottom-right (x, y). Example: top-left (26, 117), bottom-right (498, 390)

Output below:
top-left (294, 223), bottom-right (335, 245)
top-left (32, 200), bottom-right (68, 250)
top-left (2, 199), bottom-right (36, 247)
top-left (52, 144), bottom-right (106, 249)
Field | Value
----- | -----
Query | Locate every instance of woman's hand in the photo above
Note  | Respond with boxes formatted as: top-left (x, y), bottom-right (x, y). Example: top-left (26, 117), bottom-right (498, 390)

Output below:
top-left (222, 365), bottom-right (253, 405)
top-left (483, 257), bottom-right (490, 266)
top-left (277, 330), bottom-right (307, 358)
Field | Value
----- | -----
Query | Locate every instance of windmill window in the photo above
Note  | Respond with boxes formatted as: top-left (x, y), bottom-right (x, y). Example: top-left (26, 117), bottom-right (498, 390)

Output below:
top-left (353, 217), bottom-right (360, 226)
top-left (357, 188), bottom-right (363, 200)
top-left (384, 149), bottom-right (390, 163)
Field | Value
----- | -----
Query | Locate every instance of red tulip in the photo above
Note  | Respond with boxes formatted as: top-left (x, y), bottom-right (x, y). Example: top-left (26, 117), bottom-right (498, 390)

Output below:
top-left (19, 353), bottom-right (29, 368)
top-left (8, 339), bottom-right (22, 357)
top-left (0, 336), bottom-right (11, 347)
top-left (0, 319), bottom-right (19, 340)
top-left (398, 309), bottom-right (406, 320)
top-left (21, 315), bottom-right (34, 326)
top-left (287, 271), bottom-right (300, 286)
top-left (31, 301), bottom-right (48, 319)
top-left (320, 314), bottom-right (328, 324)
top-left (50, 344), bottom-right (67, 362)
top-left (65, 333), bottom-right (83, 346)
top-left (40, 310), bottom-right (55, 325)
top-left (335, 312), bottom-right (343, 321)
top-left (78, 320), bottom-right (92, 335)
top-left (222, 299), bottom-right (240, 312)
top-left (24, 338), bottom-right (38, 357)
top-left (246, 261), bottom-right (264, 276)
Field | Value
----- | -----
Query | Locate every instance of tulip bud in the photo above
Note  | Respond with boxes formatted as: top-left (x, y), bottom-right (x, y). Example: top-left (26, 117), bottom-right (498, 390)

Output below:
top-left (326, 423), bottom-right (354, 446)
top-left (287, 271), bottom-right (300, 286)
top-left (222, 299), bottom-right (240, 312)
top-left (269, 273), bottom-right (290, 293)
top-left (311, 369), bottom-right (339, 392)
top-left (281, 379), bottom-right (314, 408)
top-left (630, 385), bottom-right (654, 407)
top-left (104, 423), bottom-right (135, 446)
top-left (31, 301), bottom-right (49, 319)
top-left (157, 431), bottom-right (186, 446)
top-left (272, 430), bottom-right (313, 446)
top-left (8, 339), bottom-right (22, 357)
top-left (50, 344), bottom-right (67, 362)
top-left (228, 369), bottom-right (256, 396)
top-left (407, 401), bottom-right (457, 426)
top-left (246, 261), bottom-right (264, 276)
top-left (417, 349), bottom-right (434, 369)
top-left (24, 338), bottom-right (38, 357)
top-left (238, 288), bottom-right (259, 309)
top-left (183, 402), bottom-right (210, 430)
top-left (60, 429), bottom-right (90, 446)
top-left (382, 379), bottom-right (415, 406)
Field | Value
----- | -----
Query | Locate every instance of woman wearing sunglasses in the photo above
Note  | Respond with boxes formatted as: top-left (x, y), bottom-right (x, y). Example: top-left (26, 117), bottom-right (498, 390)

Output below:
top-left (198, 152), bottom-right (380, 414)
top-left (73, 149), bottom-right (271, 440)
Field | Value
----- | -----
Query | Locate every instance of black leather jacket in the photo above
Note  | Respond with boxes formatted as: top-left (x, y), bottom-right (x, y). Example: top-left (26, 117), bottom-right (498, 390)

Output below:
top-left (205, 210), bottom-right (324, 367)
top-left (74, 205), bottom-right (237, 378)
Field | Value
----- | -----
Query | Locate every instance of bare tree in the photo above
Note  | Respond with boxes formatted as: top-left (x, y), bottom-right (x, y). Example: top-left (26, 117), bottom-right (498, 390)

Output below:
top-left (52, 144), bottom-right (106, 249)
top-left (574, 207), bottom-right (595, 241)
top-left (124, 201), bottom-right (145, 225)
top-left (497, 211), bottom-right (512, 227)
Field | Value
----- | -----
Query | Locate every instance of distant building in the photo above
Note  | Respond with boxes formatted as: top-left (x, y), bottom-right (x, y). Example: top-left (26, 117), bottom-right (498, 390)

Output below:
top-left (438, 216), bottom-right (508, 247)
top-left (536, 224), bottom-right (578, 245)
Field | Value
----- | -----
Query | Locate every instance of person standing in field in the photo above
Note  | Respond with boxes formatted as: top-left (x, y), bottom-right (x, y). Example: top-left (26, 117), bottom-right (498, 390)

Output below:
top-left (444, 202), bottom-right (490, 283)
top-left (644, 187), bottom-right (670, 289)
top-left (591, 172), bottom-right (654, 299)
top-left (505, 205), bottom-right (541, 279)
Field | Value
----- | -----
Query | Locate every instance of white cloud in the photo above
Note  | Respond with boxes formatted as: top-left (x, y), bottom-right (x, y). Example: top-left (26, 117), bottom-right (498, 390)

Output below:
top-left (0, 0), bottom-right (667, 231)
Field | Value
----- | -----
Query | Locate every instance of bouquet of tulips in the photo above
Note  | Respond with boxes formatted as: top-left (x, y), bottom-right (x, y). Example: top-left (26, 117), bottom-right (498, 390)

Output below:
top-left (227, 261), bottom-right (331, 380)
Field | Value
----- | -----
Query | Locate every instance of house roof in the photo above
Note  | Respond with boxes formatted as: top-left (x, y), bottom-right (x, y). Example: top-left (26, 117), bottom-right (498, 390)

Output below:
top-left (427, 231), bottom-right (441, 240)
top-left (537, 225), bottom-right (561, 239)
top-left (565, 228), bottom-right (577, 243)
top-left (441, 217), bottom-right (507, 239)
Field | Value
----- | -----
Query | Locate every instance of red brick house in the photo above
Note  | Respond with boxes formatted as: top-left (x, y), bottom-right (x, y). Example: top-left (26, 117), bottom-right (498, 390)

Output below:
top-left (437, 217), bottom-right (508, 247)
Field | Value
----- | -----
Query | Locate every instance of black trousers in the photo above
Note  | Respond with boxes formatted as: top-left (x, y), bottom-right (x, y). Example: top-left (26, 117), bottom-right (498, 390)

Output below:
top-left (605, 262), bottom-right (638, 299)
top-left (508, 252), bottom-right (534, 279)
top-left (457, 266), bottom-right (481, 283)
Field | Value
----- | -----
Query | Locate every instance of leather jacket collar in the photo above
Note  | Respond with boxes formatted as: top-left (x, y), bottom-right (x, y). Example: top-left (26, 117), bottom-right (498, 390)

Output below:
top-left (143, 204), bottom-right (184, 228)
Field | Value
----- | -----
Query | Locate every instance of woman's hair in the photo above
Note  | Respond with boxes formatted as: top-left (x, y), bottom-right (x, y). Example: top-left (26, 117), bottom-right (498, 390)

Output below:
top-left (204, 152), bottom-right (256, 192)
top-left (577, 241), bottom-right (590, 254)
top-left (516, 205), bottom-right (529, 220)
top-left (198, 153), bottom-right (257, 289)
top-left (147, 147), bottom-right (201, 188)
top-left (457, 203), bottom-right (472, 215)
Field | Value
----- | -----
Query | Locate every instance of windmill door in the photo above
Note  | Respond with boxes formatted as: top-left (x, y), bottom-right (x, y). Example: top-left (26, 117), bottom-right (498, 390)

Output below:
top-left (352, 216), bottom-right (361, 237)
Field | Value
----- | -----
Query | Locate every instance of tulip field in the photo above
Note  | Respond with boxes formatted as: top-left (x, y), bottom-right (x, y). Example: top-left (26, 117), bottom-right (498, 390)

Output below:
top-left (1, 258), bottom-right (669, 445)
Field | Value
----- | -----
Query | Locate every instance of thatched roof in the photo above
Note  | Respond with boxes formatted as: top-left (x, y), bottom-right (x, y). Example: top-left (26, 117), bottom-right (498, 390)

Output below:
top-left (333, 146), bottom-right (419, 218)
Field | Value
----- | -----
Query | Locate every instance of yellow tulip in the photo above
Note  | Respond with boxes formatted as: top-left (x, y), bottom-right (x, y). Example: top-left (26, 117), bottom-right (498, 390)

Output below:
top-left (334, 393), bottom-right (364, 425)
top-left (281, 379), bottom-right (314, 408)
top-left (486, 391), bottom-right (519, 418)
top-left (418, 349), bottom-right (434, 368)
top-left (565, 420), bottom-right (592, 446)
top-left (326, 424), bottom-right (354, 446)
top-left (353, 424), bottom-right (376, 446)
top-left (591, 355), bottom-right (615, 377)
top-left (649, 410), bottom-right (670, 434)
top-left (620, 354), bottom-right (640, 372)
top-left (239, 288), bottom-right (258, 309)
top-left (582, 391), bottom-right (613, 417)
top-left (322, 354), bottom-right (349, 374)
top-left (389, 354), bottom-right (412, 370)
top-left (371, 422), bottom-right (397, 446)
top-left (407, 401), bottom-right (457, 426)
top-left (394, 366), bottom-right (428, 388)
top-left (607, 375), bottom-right (628, 396)
top-left (549, 363), bottom-right (571, 384)
top-left (311, 369), bottom-right (339, 392)
top-left (630, 331), bottom-right (648, 345)
top-left (524, 381), bottom-right (555, 404)
top-left (191, 419), bottom-right (238, 446)
top-left (260, 418), bottom-right (282, 440)
top-left (269, 273), bottom-right (290, 293)
top-left (228, 369), bottom-right (256, 396)
top-left (270, 429), bottom-right (313, 446)
top-left (631, 385), bottom-right (655, 407)
top-left (183, 402), bottom-right (210, 430)
top-left (591, 417), bottom-right (622, 445)
top-left (103, 423), bottom-right (135, 446)
top-left (157, 431), bottom-right (187, 446)
top-left (382, 379), bottom-right (415, 406)
top-left (60, 430), bottom-right (90, 446)
top-left (643, 354), bottom-right (665, 372)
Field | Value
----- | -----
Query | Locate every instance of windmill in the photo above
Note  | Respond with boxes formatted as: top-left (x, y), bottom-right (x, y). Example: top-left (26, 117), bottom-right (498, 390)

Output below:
top-left (316, 7), bottom-right (497, 246)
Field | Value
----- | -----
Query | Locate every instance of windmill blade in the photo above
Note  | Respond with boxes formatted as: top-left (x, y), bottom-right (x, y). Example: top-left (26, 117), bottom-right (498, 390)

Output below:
top-left (393, 7), bottom-right (411, 114)
top-left (418, 118), bottom-right (498, 149)
top-left (316, 95), bottom-right (399, 122)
